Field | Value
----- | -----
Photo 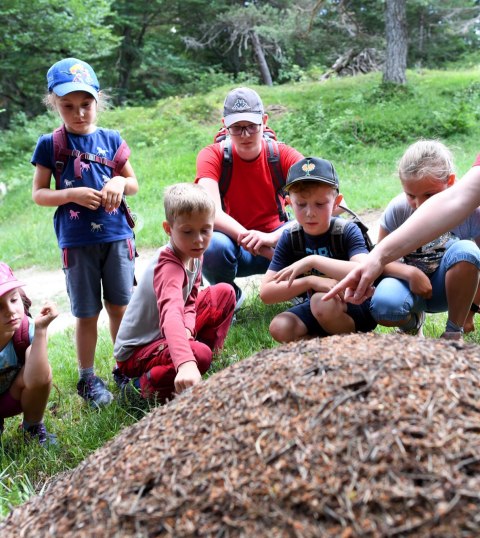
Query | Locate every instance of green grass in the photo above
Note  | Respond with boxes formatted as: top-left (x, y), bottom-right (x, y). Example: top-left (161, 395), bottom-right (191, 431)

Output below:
top-left (1, 68), bottom-right (480, 518)
top-left (1, 68), bottom-right (480, 268)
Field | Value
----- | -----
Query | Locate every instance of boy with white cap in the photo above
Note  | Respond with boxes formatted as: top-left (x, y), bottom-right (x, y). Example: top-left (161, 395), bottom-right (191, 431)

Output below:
top-left (195, 87), bottom-right (304, 307)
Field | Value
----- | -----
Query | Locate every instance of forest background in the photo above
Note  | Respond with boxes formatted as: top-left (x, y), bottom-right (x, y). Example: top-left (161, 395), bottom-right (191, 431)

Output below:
top-left (1, 0), bottom-right (480, 518)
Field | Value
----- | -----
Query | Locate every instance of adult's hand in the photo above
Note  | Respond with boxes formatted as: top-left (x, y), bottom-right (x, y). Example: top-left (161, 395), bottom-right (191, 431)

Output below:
top-left (322, 256), bottom-right (382, 304)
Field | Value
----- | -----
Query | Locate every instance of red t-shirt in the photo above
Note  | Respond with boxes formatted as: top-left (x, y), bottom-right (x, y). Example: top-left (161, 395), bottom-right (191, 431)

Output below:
top-left (195, 140), bottom-right (303, 232)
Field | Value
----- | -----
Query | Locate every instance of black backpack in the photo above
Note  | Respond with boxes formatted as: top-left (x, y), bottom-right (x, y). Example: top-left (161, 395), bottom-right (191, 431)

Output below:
top-left (288, 205), bottom-right (374, 260)
top-left (213, 127), bottom-right (288, 222)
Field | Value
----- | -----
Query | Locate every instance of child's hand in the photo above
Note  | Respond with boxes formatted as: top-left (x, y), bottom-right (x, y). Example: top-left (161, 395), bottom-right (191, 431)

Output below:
top-left (408, 269), bottom-right (432, 298)
top-left (237, 230), bottom-right (275, 254)
top-left (310, 277), bottom-right (340, 296)
top-left (34, 301), bottom-right (59, 330)
top-left (101, 176), bottom-right (127, 212)
top-left (71, 187), bottom-right (103, 210)
top-left (175, 361), bottom-right (201, 394)
top-left (274, 257), bottom-right (314, 287)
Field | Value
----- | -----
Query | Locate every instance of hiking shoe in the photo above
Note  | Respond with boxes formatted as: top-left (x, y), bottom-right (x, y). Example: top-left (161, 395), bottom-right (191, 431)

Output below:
top-left (119, 378), bottom-right (149, 409)
top-left (112, 366), bottom-right (130, 389)
top-left (396, 311), bottom-right (425, 337)
top-left (22, 423), bottom-right (57, 447)
top-left (440, 331), bottom-right (463, 341)
top-left (77, 375), bottom-right (113, 408)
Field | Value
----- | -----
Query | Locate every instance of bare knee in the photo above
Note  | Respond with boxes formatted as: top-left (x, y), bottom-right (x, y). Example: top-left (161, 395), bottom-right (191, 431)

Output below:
top-left (269, 312), bottom-right (307, 343)
top-left (104, 301), bottom-right (127, 319)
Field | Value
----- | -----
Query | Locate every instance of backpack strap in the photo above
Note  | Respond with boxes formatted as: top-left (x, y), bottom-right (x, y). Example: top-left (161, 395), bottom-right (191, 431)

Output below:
top-left (218, 134), bottom-right (287, 220)
top-left (329, 217), bottom-right (349, 260)
top-left (288, 222), bottom-right (305, 258)
top-left (52, 125), bottom-right (135, 229)
top-left (264, 138), bottom-right (288, 222)
top-left (218, 138), bottom-right (233, 207)
top-left (12, 315), bottom-right (30, 366)
top-left (337, 204), bottom-right (374, 251)
top-left (53, 124), bottom-right (118, 186)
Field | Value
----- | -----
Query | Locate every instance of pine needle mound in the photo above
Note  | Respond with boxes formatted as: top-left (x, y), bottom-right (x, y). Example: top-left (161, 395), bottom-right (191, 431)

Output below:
top-left (2, 333), bottom-right (480, 537)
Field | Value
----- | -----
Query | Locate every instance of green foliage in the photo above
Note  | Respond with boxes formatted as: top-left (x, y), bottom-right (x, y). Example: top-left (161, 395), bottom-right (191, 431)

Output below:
top-left (1, 68), bottom-right (480, 268)
top-left (0, 0), bottom-right (118, 128)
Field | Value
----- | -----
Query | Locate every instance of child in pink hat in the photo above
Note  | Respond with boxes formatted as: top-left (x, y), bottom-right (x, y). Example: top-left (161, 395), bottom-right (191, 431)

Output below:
top-left (0, 263), bottom-right (58, 445)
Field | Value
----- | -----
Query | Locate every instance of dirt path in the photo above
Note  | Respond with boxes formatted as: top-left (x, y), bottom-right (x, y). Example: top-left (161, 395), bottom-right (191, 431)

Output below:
top-left (16, 211), bottom-right (381, 334)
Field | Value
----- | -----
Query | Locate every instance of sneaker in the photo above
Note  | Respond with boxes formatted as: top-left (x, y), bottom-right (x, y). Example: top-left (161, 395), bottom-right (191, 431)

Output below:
top-left (0, 418), bottom-right (4, 436)
top-left (440, 331), bottom-right (463, 341)
top-left (112, 366), bottom-right (130, 389)
top-left (77, 375), bottom-right (114, 408)
top-left (396, 311), bottom-right (425, 337)
top-left (291, 294), bottom-right (307, 306)
top-left (22, 423), bottom-right (57, 447)
top-left (232, 283), bottom-right (246, 313)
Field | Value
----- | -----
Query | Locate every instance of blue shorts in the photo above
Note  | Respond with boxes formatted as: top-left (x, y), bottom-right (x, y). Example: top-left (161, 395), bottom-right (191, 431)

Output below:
top-left (62, 238), bottom-right (135, 318)
top-left (289, 297), bottom-right (377, 337)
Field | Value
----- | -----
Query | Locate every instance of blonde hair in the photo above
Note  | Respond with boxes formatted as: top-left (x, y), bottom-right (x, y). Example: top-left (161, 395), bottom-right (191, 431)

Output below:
top-left (43, 90), bottom-right (109, 113)
top-left (164, 183), bottom-right (215, 224)
top-left (398, 139), bottom-right (454, 184)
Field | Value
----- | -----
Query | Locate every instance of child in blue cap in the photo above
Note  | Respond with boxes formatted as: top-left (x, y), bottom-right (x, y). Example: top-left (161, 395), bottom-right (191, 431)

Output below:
top-left (31, 58), bottom-right (139, 408)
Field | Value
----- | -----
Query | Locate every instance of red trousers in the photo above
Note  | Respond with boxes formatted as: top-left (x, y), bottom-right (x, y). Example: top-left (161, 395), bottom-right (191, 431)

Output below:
top-left (117, 283), bottom-right (235, 401)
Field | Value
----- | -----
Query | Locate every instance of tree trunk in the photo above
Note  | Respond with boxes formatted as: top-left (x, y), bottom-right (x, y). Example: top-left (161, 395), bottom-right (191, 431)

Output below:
top-left (251, 31), bottom-right (273, 86)
top-left (383, 0), bottom-right (408, 84)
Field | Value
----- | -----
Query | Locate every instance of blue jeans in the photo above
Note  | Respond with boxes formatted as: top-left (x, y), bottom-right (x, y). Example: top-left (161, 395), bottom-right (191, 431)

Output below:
top-left (202, 231), bottom-right (272, 285)
top-left (370, 239), bottom-right (480, 322)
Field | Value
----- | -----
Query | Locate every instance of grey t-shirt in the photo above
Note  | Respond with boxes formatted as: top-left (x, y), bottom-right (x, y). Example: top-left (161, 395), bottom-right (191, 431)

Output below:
top-left (380, 193), bottom-right (480, 273)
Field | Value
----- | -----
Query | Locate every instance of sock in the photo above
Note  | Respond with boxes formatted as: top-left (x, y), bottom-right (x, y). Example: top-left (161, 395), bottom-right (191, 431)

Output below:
top-left (445, 319), bottom-right (464, 333)
top-left (22, 420), bottom-right (41, 431)
top-left (79, 367), bottom-right (94, 380)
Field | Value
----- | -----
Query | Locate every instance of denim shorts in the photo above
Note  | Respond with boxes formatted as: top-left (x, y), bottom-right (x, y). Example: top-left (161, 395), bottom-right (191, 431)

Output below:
top-left (289, 297), bottom-right (377, 337)
top-left (62, 238), bottom-right (135, 318)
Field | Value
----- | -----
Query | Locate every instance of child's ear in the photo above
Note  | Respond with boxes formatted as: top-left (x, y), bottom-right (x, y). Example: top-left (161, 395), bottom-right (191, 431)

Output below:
top-left (162, 221), bottom-right (171, 236)
top-left (334, 193), bottom-right (344, 207)
top-left (285, 194), bottom-right (291, 206)
top-left (447, 174), bottom-right (456, 187)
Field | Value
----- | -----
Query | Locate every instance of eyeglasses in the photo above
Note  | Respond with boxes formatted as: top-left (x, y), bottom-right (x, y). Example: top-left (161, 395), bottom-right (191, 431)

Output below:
top-left (227, 124), bottom-right (261, 136)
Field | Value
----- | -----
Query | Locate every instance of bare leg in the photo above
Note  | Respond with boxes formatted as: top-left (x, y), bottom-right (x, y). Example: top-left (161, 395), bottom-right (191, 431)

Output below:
top-left (76, 314), bottom-right (99, 370)
top-left (464, 283), bottom-right (480, 333)
top-left (310, 293), bottom-right (355, 334)
top-left (104, 301), bottom-right (127, 343)
top-left (445, 261), bottom-right (479, 328)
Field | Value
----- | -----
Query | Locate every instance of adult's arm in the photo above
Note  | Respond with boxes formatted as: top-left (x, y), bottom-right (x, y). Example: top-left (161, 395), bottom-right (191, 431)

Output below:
top-left (323, 165), bottom-right (480, 303)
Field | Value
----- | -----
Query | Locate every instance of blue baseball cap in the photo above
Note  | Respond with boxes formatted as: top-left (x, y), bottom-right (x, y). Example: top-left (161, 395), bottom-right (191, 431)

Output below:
top-left (47, 58), bottom-right (99, 100)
